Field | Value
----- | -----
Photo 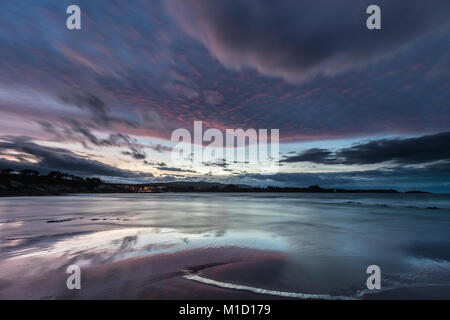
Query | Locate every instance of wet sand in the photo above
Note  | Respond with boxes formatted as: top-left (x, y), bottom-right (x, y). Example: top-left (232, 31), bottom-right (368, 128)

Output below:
top-left (1, 247), bottom-right (290, 299)
top-left (2, 245), bottom-right (448, 300)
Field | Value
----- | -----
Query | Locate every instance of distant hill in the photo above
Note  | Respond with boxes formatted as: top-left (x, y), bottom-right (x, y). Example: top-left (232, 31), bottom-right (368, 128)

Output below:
top-left (150, 181), bottom-right (253, 189)
top-left (0, 169), bottom-right (416, 197)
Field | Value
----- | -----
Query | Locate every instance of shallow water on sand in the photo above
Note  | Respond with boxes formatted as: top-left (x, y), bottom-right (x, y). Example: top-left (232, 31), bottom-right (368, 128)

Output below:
top-left (1, 193), bottom-right (450, 299)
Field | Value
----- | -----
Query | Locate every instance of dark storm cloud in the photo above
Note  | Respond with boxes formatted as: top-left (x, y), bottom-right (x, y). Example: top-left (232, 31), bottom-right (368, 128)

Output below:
top-left (142, 161), bottom-right (197, 174)
top-left (121, 147), bottom-right (146, 160)
top-left (59, 92), bottom-right (109, 121)
top-left (167, 0), bottom-right (450, 81)
top-left (0, 136), bottom-right (152, 179)
top-left (203, 159), bottom-right (228, 168)
top-left (43, 120), bottom-right (171, 157)
top-left (59, 91), bottom-right (138, 128)
top-left (38, 120), bottom-right (165, 162)
top-left (69, 121), bottom-right (114, 147)
top-left (282, 132), bottom-right (450, 165)
top-left (282, 148), bottom-right (333, 164)
top-left (337, 132), bottom-right (450, 165)
top-left (157, 165), bottom-right (197, 174)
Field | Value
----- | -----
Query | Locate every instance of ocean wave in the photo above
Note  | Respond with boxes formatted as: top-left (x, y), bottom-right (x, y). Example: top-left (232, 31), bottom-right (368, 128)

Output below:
top-left (183, 272), bottom-right (357, 300)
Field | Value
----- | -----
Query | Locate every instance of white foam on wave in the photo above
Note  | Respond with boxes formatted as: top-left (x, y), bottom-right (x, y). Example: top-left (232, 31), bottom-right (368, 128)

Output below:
top-left (183, 273), bottom-right (358, 300)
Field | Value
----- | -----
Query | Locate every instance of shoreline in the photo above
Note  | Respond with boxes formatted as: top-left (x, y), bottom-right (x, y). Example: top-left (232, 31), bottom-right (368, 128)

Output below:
top-left (0, 172), bottom-right (432, 197)
top-left (0, 190), bottom-right (436, 198)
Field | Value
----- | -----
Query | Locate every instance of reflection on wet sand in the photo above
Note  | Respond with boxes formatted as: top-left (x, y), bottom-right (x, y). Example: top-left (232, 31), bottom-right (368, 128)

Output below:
top-left (1, 245), bottom-right (288, 299)
top-left (1, 193), bottom-right (450, 299)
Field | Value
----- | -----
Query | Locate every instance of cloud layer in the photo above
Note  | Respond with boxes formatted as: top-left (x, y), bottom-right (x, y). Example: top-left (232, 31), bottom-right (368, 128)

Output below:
top-left (166, 0), bottom-right (450, 81)
top-left (0, 1), bottom-right (449, 190)
top-left (0, 136), bottom-right (152, 180)
top-left (282, 132), bottom-right (450, 165)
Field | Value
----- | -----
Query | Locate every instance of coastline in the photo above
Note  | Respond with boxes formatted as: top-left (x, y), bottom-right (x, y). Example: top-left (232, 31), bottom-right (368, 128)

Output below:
top-left (0, 172), bottom-right (428, 197)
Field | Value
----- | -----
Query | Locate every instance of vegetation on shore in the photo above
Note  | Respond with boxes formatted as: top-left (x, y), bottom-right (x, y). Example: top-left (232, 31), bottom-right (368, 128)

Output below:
top-left (0, 169), bottom-right (427, 197)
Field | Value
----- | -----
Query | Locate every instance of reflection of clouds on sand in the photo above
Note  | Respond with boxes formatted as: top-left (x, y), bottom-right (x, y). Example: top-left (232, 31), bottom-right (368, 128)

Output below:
top-left (0, 220), bottom-right (23, 229)
top-left (0, 246), bottom-right (289, 299)
top-left (0, 238), bottom-right (26, 250)
top-left (4, 227), bottom-right (287, 268)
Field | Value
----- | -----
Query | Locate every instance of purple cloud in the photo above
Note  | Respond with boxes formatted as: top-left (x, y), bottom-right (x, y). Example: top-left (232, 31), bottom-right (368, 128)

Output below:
top-left (166, 0), bottom-right (450, 81)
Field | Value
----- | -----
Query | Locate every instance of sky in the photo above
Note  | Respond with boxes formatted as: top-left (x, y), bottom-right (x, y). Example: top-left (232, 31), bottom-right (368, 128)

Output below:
top-left (0, 1), bottom-right (449, 192)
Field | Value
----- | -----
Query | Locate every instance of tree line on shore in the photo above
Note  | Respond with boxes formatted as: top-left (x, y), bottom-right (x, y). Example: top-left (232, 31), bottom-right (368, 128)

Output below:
top-left (0, 168), bottom-right (103, 185)
top-left (2, 168), bottom-right (423, 194)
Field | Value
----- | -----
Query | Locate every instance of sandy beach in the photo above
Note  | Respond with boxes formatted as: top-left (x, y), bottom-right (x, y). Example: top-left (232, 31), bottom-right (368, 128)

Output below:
top-left (1, 193), bottom-right (450, 300)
